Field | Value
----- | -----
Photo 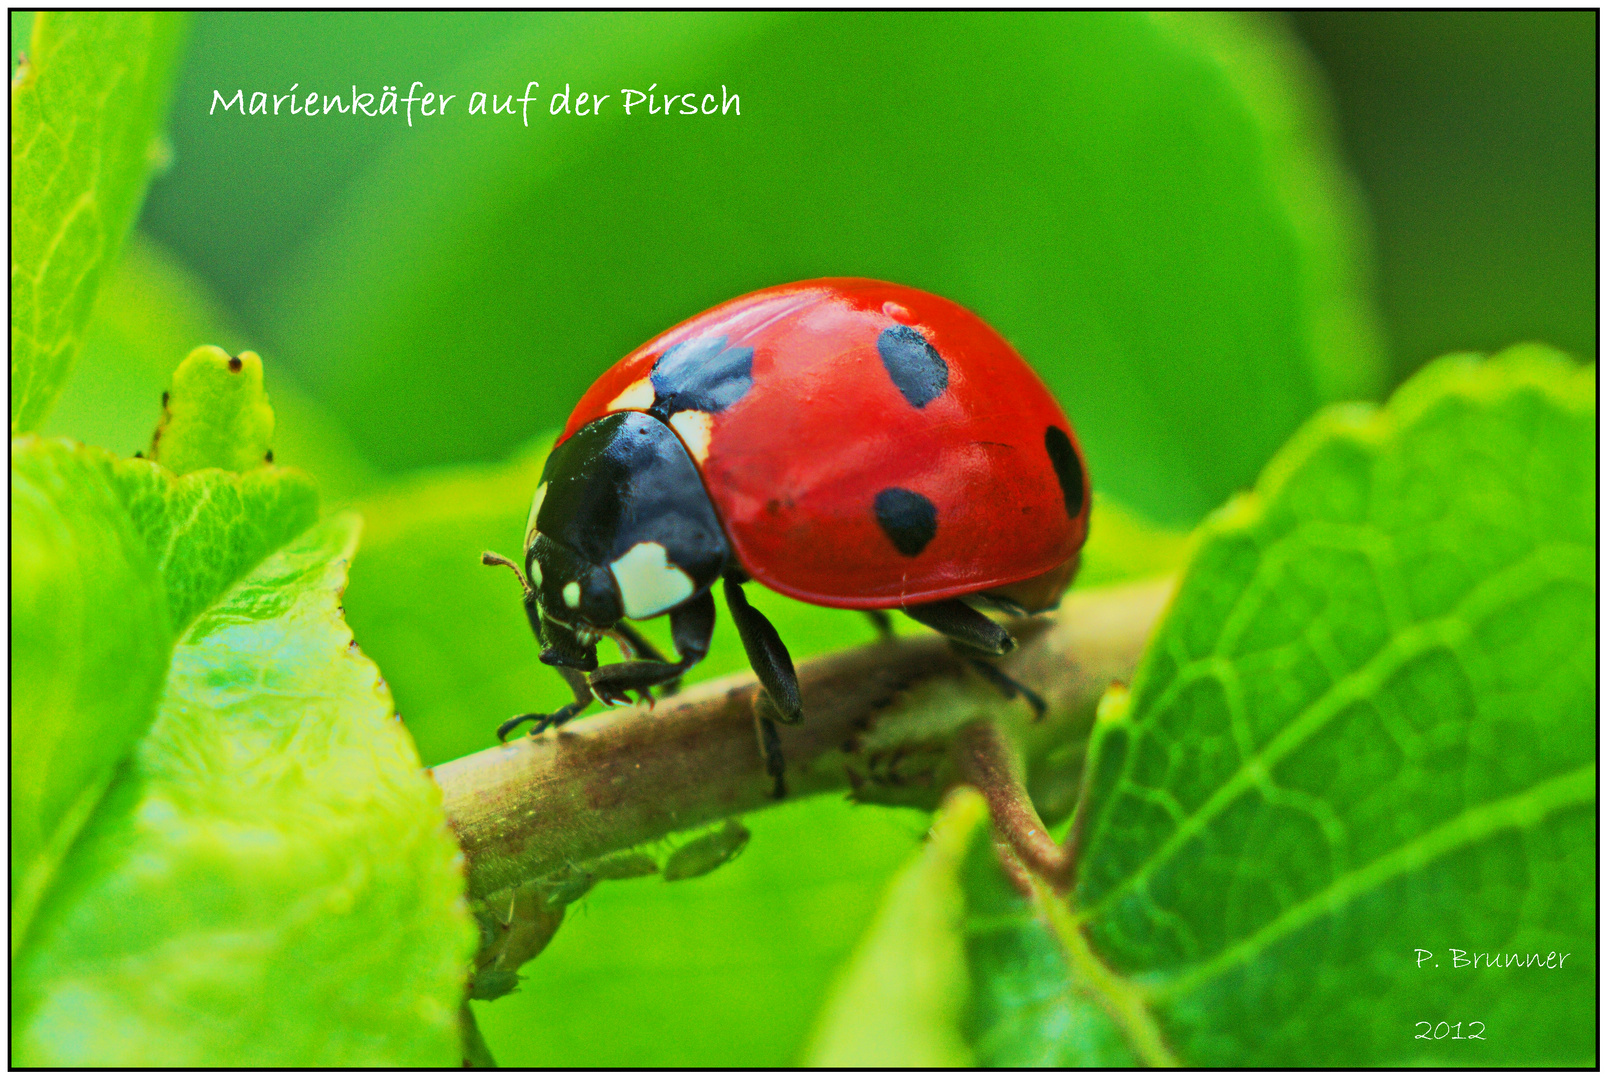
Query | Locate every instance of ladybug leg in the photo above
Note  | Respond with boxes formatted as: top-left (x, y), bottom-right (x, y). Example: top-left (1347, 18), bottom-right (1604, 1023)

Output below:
top-left (902, 600), bottom-right (1046, 720)
top-left (606, 622), bottom-right (684, 696)
top-left (498, 664), bottom-right (595, 741)
top-left (723, 575), bottom-right (803, 801)
top-left (902, 599), bottom-right (1015, 655)
top-left (589, 591), bottom-right (715, 707)
top-left (961, 657), bottom-right (1047, 721)
top-left (753, 707), bottom-right (787, 801)
top-left (723, 577), bottom-right (804, 725)
top-left (485, 567), bottom-right (602, 739)
top-left (865, 609), bottom-right (896, 640)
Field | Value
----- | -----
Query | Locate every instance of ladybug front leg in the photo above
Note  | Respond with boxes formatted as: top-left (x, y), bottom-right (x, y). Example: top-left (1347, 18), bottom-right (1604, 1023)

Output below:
top-left (589, 590), bottom-right (715, 707)
top-left (497, 664), bottom-right (595, 741)
top-left (605, 622), bottom-right (684, 696)
top-left (723, 575), bottom-right (803, 800)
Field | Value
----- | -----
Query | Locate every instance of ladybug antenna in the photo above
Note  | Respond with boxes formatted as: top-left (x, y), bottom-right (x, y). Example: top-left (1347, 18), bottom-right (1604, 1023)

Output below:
top-left (482, 550), bottom-right (532, 594)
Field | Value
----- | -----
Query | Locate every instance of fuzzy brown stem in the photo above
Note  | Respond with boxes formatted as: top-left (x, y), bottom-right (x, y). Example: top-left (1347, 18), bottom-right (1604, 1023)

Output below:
top-left (956, 721), bottom-right (1071, 891)
top-left (430, 577), bottom-right (1173, 902)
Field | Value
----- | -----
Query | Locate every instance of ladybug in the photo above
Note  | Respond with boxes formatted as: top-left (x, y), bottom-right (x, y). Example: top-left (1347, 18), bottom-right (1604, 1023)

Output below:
top-left (484, 279), bottom-right (1090, 798)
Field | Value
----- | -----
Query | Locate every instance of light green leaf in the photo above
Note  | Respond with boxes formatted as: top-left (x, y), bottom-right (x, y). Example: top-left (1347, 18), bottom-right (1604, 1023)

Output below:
top-left (10, 12), bottom-right (188, 433)
top-left (10, 437), bottom-right (171, 956)
top-left (1070, 343), bottom-right (1594, 1064)
top-left (13, 514), bottom-right (476, 1066)
top-left (804, 788), bottom-right (984, 1067)
top-left (110, 457), bottom-right (320, 634)
top-left (148, 346), bottom-right (275, 474)
top-left (960, 826), bottom-right (1140, 1067)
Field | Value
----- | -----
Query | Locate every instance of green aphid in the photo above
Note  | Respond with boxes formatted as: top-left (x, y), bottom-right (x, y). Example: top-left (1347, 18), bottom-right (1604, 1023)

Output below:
top-left (663, 819), bottom-right (750, 882)
top-left (588, 851), bottom-right (660, 881)
top-left (469, 969), bottom-right (521, 1001)
top-left (540, 865), bottom-right (597, 908)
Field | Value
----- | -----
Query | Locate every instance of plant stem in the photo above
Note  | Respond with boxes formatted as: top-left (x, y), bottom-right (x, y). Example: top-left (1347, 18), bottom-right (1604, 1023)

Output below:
top-left (430, 577), bottom-right (1173, 902)
top-left (955, 720), bottom-right (1070, 890)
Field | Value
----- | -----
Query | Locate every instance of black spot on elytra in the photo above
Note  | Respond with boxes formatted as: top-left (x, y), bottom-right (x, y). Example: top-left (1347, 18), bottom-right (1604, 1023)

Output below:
top-left (650, 336), bottom-right (753, 418)
top-left (876, 325), bottom-right (948, 409)
top-left (874, 487), bottom-right (938, 556)
top-left (228, 356), bottom-right (243, 373)
top-left (1045, 426), bottom-right (1084, 518)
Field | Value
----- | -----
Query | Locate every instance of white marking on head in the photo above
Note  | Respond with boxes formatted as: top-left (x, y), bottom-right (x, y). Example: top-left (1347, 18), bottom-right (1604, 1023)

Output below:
top-left (668, 410), bottom-right (715, 464)
top-left (609, 541), bottom-right (695, 619)
top-left (526, 553), bottom-right (542, 589)
top-left (607, 377), bottom-right (656, 413)
top-left (563, 581), bottom-right (582, 608)
top-left (525, 482), bottom-right (548, 548)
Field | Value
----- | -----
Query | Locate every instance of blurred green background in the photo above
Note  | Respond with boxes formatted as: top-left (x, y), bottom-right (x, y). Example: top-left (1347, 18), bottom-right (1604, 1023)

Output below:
top-left (17, 10), bottom-right (1594, 1067)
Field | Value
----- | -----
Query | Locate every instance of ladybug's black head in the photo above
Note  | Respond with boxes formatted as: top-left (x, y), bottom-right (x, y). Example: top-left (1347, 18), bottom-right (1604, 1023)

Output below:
top-left (523, 412), bottom-right (730, 666)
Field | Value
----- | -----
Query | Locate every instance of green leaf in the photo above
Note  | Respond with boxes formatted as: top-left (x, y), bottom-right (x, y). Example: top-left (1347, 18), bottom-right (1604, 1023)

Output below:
top-left (10, 12), bottom-right (188, 433)
top-left (806, 785), bottom-right (1142, 1067)
top-left (804, 788), bottom-right (984, 1067)
top-left (109, 457), bottom-right (320, 634)
top-left (148, 345), bottom-right (275, 474)
top-left (13, 514), bottom-right (476, 1066)
top-left (10, 437), bottom-right (172, 956)
top-left (959, 825), bottom-right (1142, 1067)
top-left (1070, 344), bottom-right (1594, 1064)
top-left (262, 11), bottom-right (1379, 525)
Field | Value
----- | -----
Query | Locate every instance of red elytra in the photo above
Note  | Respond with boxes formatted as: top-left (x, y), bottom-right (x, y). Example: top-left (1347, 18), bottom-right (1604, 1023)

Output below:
top-left (559, 278), bottom-right (1090, 612)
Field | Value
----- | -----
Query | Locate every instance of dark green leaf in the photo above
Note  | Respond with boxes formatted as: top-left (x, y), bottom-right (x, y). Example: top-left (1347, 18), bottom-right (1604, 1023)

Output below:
top-left (1074, 344), bottom-right (1594, 1065)
top-left (262, 11), bottom-right (1379, 525)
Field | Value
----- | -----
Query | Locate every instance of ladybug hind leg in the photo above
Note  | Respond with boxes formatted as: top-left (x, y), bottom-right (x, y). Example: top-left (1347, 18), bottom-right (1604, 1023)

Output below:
top-left (960, 656), bottom-right (1047, 721)
top-left (903, 598), bottom-right (1014, 655)
top-left (902, 599), bottom-right (1047, 720)
top-left (588, 591), bottom-right (715, 707)
top-left (723, 575), bottom-right (803, 800)
top-left (864, 609), bottom-right (896, 640)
